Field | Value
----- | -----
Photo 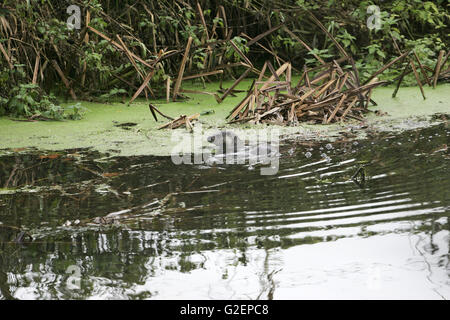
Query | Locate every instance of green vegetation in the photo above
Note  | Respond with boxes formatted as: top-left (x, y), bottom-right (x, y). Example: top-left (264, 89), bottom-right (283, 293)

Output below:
top-left (0, 81), bottom-right (86, 120)
top-left (0, 0), bottom-right (448, 120)
top-left (0, 79), bottom-right (448, 157)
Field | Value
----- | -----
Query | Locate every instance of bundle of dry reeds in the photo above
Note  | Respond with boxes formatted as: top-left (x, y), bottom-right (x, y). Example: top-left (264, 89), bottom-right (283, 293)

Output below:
top-left (226, 58), bottom-right (389, 125)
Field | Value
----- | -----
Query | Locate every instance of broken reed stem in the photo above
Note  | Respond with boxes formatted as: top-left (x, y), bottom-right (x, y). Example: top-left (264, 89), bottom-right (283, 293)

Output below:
top-left (390, 34), bottom-right (428, 96)
top-left (412, 51), bottom-right (431, 86)
top-left (51, 60), bottom-right (77, 100)
top-left (433, 50), bottom-right (445, 88)
top-left (117, 34), bottom-right (152, 100)
top-left (340, 96), bottom-right (358, 119)
top-left (220, 67), bottom-right (251, 102)
top-left (219, 5), bottom-right (229, 39)
top-left (228, 39), bottom-right (253, 67)
top-left (173, 36), bottom-right (193, 101)
top-left (392, 62), bottom-right (410, 98)
top-left (32, 54), bottom-right (40, 84)
top-left (440, 51), bottom-right (450, 72)
top-left (129, 69), bottom-right (155, 104)
top-left (410, 62), bottom-right (426, 100)
top-left (327, 94), bottom-right (347, 124)
top-left (196, 2), bottom-right (209, 41)
top-left (259, 62), bottom-right (290, 91)
top-left (158, 113), bottom-right (200, 130)
top-left (227, 93), bottom-right (252, 120)
top-left (247, 24), bottom-right (283, 47)
top-left (182, 69), bottom-right (223, 81)
top-left (257, 61), bottom-right (268, 82)
top-left (166, 77), bottom-right (171, 103)
top-left (116, 35), bottom-right (145, 81)
top-left (149, 103), bottom-right (174, 121)
top-left (364, 51), bottom-right (410, 84)
top-left (0, 42), bottom-right (13, 70)
top-left (180, 89), bottom-right (222, 103)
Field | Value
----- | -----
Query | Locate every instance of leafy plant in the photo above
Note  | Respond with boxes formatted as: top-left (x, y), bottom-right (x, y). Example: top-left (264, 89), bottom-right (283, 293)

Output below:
top-left (0, 83), bottom-right (86, 120)
top-left (0, 0), bottom-right (448, 111)
top-left (98, 88), bottom-right (127, 102)
top-left (305, 48), bottom-right (333, 67)
top-left (65, 103), bottom-right (88, 120)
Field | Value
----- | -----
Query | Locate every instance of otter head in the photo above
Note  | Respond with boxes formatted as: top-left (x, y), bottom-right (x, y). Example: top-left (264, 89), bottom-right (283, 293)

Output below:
top-left (207, 131), bottom-right (243, 154)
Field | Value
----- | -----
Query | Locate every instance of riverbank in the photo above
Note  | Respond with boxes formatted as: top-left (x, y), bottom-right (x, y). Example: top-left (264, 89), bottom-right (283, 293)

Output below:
top-left (0, 81), bottom-right (449, 157)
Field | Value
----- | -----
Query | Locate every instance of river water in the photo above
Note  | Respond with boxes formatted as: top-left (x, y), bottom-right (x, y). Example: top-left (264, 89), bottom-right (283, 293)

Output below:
top-left (0, 123), bottom-right (449, 299)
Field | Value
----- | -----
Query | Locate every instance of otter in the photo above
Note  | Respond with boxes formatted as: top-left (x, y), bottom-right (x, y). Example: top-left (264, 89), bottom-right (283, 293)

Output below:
top-left (207, 130), bottom-right (243, 155)
top-left (206, 130), bottom-right (278, 159)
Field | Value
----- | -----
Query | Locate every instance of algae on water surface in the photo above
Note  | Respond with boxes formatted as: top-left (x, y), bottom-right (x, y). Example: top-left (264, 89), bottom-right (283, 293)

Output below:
top-left (0, 81), bottom-right (448, 157)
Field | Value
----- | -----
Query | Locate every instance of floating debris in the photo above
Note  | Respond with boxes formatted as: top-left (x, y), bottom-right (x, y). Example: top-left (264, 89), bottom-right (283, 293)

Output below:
top-left (14, 231), bottom-right (33, 244)
top-left (351, 166), bottom-right (367, 188)
top-left (113, 122), bottom-right (138, 130)
top-left (158, 113), bottom-right (200, 130)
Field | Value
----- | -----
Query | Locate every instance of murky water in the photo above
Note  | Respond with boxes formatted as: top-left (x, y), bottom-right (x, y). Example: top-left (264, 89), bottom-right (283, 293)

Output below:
top-left (0, 123), bottom-right (449, 300)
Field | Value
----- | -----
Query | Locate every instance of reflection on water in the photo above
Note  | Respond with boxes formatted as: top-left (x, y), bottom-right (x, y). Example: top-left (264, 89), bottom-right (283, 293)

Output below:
top-left (0, 124), bottom-right (449, 299)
